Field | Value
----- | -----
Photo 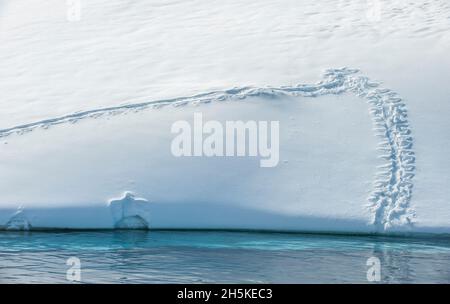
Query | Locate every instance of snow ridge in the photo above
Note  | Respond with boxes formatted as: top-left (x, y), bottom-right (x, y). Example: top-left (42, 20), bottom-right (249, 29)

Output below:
top-left (0, 68), bottom-right (415, 231)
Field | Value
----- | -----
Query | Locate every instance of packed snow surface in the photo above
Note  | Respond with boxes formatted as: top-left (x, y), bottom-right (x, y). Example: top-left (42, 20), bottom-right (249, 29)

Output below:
top-left (0, 0), bottom-right (449, 233)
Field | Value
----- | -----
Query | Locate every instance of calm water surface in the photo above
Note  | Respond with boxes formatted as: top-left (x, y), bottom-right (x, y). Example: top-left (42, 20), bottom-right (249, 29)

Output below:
top-left (0, 230), bottom-right (449, 283)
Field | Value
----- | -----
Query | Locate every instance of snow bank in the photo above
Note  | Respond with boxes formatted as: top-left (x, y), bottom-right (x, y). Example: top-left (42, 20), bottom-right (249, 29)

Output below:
top-left (0, 69), bottom-right (418, 233)
top-left (0, 0), bottom-right (449, 233)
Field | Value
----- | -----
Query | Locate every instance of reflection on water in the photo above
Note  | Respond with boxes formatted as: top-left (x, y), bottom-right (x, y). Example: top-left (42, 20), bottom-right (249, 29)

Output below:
top-left (0, 230), bottom-right (449, 283)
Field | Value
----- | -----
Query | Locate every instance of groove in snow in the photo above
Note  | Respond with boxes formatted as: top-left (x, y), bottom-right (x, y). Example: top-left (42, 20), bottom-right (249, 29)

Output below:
top-left (5, 207), bottom-right (32, 231)
top-left (109, 192), bottom-right (150, 230)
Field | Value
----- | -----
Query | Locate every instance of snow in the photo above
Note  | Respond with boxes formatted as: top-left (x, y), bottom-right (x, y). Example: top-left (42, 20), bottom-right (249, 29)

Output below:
top-left (109, 192), bottom-right (150, 229)
top-left (0, 0), bottom-right (449, 233)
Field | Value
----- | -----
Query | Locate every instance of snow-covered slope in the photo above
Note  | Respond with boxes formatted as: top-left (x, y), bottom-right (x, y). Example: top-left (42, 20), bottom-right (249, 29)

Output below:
top-left (0, 0), bottom-right (449, 233)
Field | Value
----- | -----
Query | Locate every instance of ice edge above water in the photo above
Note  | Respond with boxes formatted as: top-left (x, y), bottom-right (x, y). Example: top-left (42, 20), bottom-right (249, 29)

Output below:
top-left (0, 68), bottom-right (416, 233)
